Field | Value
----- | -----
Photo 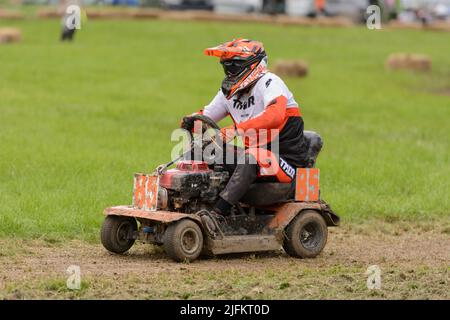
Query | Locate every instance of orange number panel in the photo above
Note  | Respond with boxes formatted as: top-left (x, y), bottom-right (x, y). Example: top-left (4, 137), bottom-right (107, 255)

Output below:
top-left (133, 174), bottom-right (159, 211)
top-left (295, 168), bottom-right (320, 202)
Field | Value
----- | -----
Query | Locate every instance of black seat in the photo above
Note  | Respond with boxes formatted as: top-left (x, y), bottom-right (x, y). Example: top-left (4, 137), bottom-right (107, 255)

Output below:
top-left (303, 131), bottom-right (323, 168)
top-left (241, 131), bottom-right (323, 206)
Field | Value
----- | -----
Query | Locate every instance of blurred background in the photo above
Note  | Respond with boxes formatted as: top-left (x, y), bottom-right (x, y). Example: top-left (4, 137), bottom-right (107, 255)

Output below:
top-left (0, 0), bottom-right (449, 240)
top-left (1, 0), bottom-right (450, 22)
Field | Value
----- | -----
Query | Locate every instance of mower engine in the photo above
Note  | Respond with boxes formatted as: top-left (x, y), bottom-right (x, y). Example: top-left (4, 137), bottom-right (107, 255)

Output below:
top-left (158, 160), bottom-right (229, 213)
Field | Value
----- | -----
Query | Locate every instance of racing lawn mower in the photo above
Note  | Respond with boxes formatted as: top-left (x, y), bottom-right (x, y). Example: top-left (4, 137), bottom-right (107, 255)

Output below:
top-left (101, 115), bottom-right (340, 262)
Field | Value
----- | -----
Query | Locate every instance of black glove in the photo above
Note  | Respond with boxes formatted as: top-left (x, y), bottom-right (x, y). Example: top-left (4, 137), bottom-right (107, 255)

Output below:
top-left (180, 116), bottom-right (196, 132)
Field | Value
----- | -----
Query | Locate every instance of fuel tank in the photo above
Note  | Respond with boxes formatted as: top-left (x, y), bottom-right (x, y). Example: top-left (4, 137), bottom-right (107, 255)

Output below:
top-left (159, 160), bottom-right (213, 193)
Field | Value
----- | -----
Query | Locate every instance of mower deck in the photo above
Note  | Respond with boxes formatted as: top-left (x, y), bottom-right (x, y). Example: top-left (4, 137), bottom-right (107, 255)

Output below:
top-left (104, 201), bottom-right (338, 231)
top-left (104, 205), bottom-right (201, 223)
top-left (103, 201), bottom-right (339, 257)
top-left (205, 234), bottom-right (282, 255)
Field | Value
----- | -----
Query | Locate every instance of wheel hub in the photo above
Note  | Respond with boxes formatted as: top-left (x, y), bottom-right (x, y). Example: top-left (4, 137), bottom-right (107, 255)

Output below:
top-left (116, 222), bottom-right (132, 245)
top-left (299, 222), bottom-right (321, 250)
top-left (180, 228), bottom-right (200, 254)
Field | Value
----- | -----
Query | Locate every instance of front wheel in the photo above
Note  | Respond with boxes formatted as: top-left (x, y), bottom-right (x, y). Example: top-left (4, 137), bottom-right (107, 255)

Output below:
top-left (283, 210), bottom-right (328, 258)
top-left (101, 216), bottom-right (137, 254)
top-left (164, 219), bottom-right (203, 262)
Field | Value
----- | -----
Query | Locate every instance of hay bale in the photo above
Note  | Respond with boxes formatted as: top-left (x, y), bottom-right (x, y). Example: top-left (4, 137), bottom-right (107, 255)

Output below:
top-left (0, 10), bottom-right (24, 19)
top-left (37, 9), bottom-right (61, 18)
top-left (178, 11), bottom-right (276, 24)
top-left (425, 22), bottom-right (450, 32)
top-left (87, 10), bottom-right (133, 19)
top-left (130, 9), bottom-right (161, 19)
top-left (385, 53), bottom-right (432, 72)
top-left (275, 16), bottom-right (316, 26)
top-left (159, 10), bottom-right (198, 21)
top-left (205, 13), bottom-right (274, 24)
top-left (273, 60), bottom-right (309, 78)
top-left (316, 17), bottom-right (353, 27)
top-left (0, 28), bottom-right (22, 44)
top-left (275, 15), bottom-right (353, 27)
top-left (388, 21), bottom-right (423, 30)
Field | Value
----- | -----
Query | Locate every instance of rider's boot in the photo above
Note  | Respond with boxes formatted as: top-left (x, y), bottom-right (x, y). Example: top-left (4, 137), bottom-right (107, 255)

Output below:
top-left (199, 210), bottom-right (227, 239)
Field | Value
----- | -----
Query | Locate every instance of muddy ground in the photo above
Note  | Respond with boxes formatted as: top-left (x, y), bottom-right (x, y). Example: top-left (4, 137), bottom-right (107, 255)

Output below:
top-left (0, 220), bottom-right (448, 300)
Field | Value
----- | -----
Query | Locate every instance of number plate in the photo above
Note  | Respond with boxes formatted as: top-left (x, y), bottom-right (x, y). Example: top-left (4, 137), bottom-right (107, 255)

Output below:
top-left (133, 174), bottom-right (159, 211)
top-left (295, 168), bottom-right (320, 202)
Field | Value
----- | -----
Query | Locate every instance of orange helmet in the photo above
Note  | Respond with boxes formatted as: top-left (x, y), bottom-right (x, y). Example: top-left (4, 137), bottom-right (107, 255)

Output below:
top-left (204, 38), bottom-right (268, 99)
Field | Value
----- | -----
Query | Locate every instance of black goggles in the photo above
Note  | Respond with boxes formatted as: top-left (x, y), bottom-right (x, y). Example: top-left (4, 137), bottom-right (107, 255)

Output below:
top-left (220, 59), bottom-right (247, 76)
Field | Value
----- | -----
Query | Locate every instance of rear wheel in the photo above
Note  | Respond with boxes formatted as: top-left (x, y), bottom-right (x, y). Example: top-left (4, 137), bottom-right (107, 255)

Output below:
top-left (283, 210), bottom-right (328, 258)
top-left (164, 219), bottom-right (203, 262)
top-left (101, 216), bottom-right (137, 254)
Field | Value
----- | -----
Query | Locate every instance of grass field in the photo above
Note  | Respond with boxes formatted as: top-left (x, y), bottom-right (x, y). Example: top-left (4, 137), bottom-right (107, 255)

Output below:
top-left (0, 16), bottom-right (449, 300)
top-left (0, 18), bottom-right (449, 242)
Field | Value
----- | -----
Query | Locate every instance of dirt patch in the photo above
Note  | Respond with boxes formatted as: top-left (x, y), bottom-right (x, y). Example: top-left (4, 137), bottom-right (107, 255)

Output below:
top-left (389, 21), bottom-right (424, 30)
top-left (0, 220), bottom-right (448, 299)
top-left (425, 22), bottom-right (450, 32)
top-left (35, 8), bottom-right (354, 27)
top-left (36, 9), bottom-right (61, 18)
top-left (389, 21), bottom-right (450, 32)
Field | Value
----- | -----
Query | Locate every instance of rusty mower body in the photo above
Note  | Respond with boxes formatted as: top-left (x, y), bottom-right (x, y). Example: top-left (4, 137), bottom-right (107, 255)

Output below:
top-left (101, 115), bottom-right (339, 262)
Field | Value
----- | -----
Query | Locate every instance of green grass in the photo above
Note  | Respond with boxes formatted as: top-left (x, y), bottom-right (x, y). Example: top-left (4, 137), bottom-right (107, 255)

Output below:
top-left (0, 19), bottom-right (449, 240)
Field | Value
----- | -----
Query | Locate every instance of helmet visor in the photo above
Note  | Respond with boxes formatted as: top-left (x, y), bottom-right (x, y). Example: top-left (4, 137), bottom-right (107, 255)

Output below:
top-left (220, 59), bottom-right (246, 76)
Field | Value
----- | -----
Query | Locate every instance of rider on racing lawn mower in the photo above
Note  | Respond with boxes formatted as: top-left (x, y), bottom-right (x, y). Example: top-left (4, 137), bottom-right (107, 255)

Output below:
top-left (181, 38), bottom-right (317, 237)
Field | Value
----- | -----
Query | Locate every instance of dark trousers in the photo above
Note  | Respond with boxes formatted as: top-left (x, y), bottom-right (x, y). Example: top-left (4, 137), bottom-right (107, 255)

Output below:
top-left (219, 149), bottom-right (259, 206)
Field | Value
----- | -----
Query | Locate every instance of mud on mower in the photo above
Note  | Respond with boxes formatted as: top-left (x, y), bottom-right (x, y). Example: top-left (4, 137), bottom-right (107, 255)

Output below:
top-left (101, 115), bottom-right (339, 262)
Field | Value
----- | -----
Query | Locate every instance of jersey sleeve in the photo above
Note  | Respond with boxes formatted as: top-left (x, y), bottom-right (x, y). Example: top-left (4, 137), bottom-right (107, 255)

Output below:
top-left (262, 76), bottom-right (288, 107)
top-left (236, 95), bottom-right (287, 131)
top-left (202, 90), bottom-right (229, 123)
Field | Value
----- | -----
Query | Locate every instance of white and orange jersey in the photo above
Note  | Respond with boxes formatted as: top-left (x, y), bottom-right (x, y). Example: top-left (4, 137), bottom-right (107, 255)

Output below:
top-left (203, 72), bottom-right (300, 125)
top-left (201, 72), bottom-right (307, 169)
